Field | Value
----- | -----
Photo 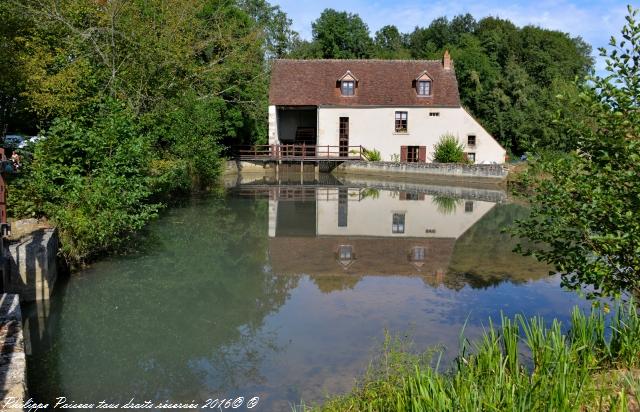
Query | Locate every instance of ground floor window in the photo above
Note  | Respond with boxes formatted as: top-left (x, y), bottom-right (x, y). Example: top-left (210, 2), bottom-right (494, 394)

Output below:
top-left (407, 146), bottom-right (419, 162)
top-left (401, 146), bottom-right (426, 162)
top-left (466, 152), bottom-right (476, 163)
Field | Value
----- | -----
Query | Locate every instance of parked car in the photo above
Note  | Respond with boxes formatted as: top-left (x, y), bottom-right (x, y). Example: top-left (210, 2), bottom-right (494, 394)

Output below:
top-left (4, 134), bottom-right (24, 149)
top-left (22, 135), bottom-right (43, 148)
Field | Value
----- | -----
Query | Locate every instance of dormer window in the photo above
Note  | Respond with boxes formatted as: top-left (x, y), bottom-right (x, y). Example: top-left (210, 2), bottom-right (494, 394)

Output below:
top-left (338, 71), bottom-right (358, 96)
top-left (415, 71), bottom-right (432, 96)
top-left (417, 80), bottom-right (431, 96)
top-left (341, 80), bottom-right (355, 96)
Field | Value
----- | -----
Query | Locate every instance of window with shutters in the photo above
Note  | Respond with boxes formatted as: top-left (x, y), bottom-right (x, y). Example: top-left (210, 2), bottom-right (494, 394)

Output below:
top-left (401, 146), bottom-right (426, 163)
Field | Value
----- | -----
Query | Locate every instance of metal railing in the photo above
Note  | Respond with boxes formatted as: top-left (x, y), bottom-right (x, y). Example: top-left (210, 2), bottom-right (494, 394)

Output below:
top-left (235, 144), bottom-right (364, 161)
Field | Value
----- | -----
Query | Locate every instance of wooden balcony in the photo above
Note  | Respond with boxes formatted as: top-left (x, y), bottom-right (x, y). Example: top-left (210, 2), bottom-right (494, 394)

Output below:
top-left (235, 144), bottom-right (364, 162)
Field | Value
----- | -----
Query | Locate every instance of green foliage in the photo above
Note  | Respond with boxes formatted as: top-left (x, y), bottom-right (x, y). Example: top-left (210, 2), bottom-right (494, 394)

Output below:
top-left (431, 195), bottom-right (462, 215)
top-left (5, 0), bottom-right (295, 263)
top-left (512, 6), bottom-right (640, 299)
top-left (373, 25), bottom-right (410, 59)
top-left (9, 101), bottom-right (159, 263)
top-left (433, 134), bottom-right (466, 163)
top-left (362, 147), bottom-right (381, 161)
top-left (312, 299), bottom-right (640, 411)
top-left (311, 9), bottom-right (373, 59)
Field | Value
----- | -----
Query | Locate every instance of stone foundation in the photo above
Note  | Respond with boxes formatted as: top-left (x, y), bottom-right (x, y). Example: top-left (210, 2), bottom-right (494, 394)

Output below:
top-left (5, 229), bottom-right (58, 302)
top-left (0, 294), bottom-right (26, 408)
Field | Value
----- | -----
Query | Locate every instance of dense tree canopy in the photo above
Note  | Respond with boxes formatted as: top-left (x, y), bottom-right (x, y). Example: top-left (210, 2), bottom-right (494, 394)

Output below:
top-left (512, 5), bottom-right (640, 299)
top-left (2, 0), bottom-right (298, 263)
top-left (311, 9), bottom-right (373, 59)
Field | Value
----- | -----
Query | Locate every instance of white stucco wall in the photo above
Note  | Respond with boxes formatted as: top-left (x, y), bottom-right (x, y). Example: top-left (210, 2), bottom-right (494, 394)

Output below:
top-left (268, 105), bottom-right (278, 145)
top-left (314, 188), bottom-right (496, 238)
top-left (316, 106), bottom-right (505, 164)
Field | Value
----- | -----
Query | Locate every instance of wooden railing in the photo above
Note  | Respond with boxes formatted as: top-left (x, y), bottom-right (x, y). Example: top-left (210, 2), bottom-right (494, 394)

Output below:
top-left (235, 144), bottom-right (364, 161)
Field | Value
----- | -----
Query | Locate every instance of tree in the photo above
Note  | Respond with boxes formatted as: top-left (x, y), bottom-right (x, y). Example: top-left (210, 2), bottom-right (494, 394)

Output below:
top-left (373, 25), bottom-right (409, 59)
top-left (7, 0), bottom-right (282, 263)
top-left (512, 5), bottom-right (640, 299)
top-left (311, 9), bottom-right (373, 58)
top-left (238, 0), bottom-right (300, 59)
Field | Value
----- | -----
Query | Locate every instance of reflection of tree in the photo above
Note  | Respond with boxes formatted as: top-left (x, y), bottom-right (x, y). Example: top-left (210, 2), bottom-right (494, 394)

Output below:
top-left (359, 188), bottom-right (380, 200)
top-left (310, 275), bottom-right (362, 294)
top-left (447, 204), bottom-right (551, 289)
top-left (26, 195), bottom-right (298, 404)
top-left (431, 195), bottom-right (462, 215)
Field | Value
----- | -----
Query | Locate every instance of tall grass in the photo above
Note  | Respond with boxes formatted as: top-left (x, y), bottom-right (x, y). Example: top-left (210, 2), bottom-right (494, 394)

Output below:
top-left (311, 300), bottom-right (640, 411)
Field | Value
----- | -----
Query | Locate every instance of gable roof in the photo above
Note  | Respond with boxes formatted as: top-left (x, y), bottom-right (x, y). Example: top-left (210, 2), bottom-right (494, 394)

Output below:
top-left (269, 59), bottom-right (460, 107)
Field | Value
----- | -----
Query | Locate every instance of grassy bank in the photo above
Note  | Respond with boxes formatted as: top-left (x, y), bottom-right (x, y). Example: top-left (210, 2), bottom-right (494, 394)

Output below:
top-left (308, 301), bottom-right (640, 411)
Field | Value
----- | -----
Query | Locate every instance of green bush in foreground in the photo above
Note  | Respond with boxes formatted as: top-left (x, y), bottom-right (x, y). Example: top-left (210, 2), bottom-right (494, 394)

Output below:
top-left (433, 134), bottom-right (467, 163)
top-left (309, 300), bottom-right (640, 411)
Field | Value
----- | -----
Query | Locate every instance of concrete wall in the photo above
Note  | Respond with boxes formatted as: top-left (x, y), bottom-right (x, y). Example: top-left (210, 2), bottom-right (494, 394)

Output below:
top-left (5, 229), bottom-right (58, 302)
top-left (317, 106), bottom-right (505, 164)
top-left (0, 294), bottom-right (26, 407)
top-left (335, 161), bottom-right (508, 182)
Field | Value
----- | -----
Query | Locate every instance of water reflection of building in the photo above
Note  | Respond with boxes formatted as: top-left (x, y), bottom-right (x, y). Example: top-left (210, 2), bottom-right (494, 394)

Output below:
top-left (261, 186), bottom-right (498, 281)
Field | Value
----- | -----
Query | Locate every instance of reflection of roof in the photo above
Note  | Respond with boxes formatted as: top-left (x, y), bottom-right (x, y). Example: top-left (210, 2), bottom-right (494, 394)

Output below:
top-left (269, 236), bottom-right (455, 276)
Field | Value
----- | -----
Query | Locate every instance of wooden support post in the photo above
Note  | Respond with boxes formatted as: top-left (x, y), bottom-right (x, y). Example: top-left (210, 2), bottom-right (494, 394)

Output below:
top-left (314, 162), bottom-right (320, 181)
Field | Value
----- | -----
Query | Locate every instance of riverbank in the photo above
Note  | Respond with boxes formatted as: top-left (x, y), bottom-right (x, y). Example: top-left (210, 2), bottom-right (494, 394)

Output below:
top-left (308, 300), bottom-right (640, 411)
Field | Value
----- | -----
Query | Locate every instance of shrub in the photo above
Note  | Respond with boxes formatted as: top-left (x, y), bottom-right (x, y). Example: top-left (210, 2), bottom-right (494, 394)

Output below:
top-left (433, 134), bottom-right (466, 163)
top-left (362, 148), bottom-right (381, 161)
top-left (9, 101), bottom-right (161, 264)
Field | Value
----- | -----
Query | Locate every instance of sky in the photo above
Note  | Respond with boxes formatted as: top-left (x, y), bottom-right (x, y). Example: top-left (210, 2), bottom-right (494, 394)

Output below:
top-left (274, 0), bottom-right (632, 73)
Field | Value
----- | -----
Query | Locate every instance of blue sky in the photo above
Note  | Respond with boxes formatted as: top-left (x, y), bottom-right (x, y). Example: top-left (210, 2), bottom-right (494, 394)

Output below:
top-left (274, 0), bottom-right (632, 72)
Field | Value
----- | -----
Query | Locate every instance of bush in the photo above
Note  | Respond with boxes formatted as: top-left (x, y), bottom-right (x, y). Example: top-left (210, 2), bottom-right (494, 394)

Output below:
top-left (362, 148), bottom-right (381, 161)
top-left (433, 134), bottom-right (466, 163)
top-left (9, 101), bottom-right (161, 264)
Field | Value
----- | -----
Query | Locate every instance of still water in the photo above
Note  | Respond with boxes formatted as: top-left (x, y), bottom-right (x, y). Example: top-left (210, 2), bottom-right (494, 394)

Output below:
top-left (23, 176), bottom-right (590, 411)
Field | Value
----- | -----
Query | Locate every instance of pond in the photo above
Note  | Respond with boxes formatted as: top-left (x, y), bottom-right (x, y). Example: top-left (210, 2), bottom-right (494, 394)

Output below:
top-left (22, 175), bottom-right (590, 411)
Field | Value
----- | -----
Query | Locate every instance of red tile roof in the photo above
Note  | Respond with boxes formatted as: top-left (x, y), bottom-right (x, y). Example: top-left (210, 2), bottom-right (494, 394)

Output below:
top-left (269, 59), bottom-right (461, 107)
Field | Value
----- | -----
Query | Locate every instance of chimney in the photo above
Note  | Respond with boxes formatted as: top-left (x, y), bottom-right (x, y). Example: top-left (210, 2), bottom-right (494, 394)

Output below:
top-left (443, 50), bottom-right (451, 70)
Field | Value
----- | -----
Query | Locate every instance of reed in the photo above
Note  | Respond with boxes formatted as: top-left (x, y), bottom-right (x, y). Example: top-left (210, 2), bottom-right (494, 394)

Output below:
top-left (311, 299), bottom-right (640, 411)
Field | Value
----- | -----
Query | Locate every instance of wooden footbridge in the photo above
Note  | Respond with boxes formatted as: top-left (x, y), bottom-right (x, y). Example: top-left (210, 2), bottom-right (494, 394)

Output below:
top-left (235, 144), bottom-right (365, 162)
